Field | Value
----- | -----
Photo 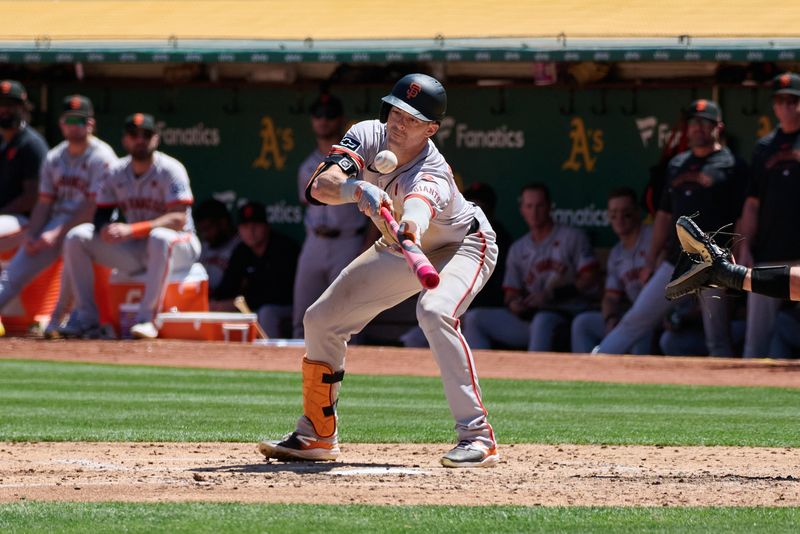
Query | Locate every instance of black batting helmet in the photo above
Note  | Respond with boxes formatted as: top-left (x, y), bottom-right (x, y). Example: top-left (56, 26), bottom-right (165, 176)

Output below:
top-left (379, 73), bottom-right (447, 123)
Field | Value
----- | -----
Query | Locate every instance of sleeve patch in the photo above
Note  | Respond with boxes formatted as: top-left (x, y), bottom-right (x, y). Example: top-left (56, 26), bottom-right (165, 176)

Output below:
top-left (338, 136), bottom-right (361, 151)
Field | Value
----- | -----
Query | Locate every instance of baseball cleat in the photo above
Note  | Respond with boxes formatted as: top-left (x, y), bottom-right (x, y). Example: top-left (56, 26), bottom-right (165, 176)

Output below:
top-left (440, 440), bottom-right (499, 468)
top-left (130, 321), bottom-right (158, 340)
top-left (56, 314), bottom-right (88, 339)
top-left (258, 432), bottom-right (340, 461)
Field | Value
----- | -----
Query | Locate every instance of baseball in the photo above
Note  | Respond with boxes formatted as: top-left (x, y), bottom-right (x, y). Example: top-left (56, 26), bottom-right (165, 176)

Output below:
top-left (373, 150), bottom-right (398, 174)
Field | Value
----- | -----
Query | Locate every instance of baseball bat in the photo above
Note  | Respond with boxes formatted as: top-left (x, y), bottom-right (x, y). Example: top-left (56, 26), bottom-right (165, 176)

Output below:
top-left (380, 206), bottom-right (440, 290)
top-left (233, 295), bottom-right (269, 340)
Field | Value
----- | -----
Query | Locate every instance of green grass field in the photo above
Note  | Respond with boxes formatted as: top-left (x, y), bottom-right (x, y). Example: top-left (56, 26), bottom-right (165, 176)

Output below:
top-left (1, 359), bottom-right (798, 533)
top-left (0, 359), bottom-right (798, 446)
top-left (1, 502), bottom-right (800, 534)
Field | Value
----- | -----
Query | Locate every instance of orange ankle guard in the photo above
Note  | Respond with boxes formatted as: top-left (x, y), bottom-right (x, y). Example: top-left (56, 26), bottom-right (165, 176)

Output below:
top-left (302, 357), bottom-right (344, 438)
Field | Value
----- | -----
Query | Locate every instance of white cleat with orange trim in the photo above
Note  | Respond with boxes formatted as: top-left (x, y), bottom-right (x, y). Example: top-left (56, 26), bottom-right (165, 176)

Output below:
top-left (258, 432), bottom-right (340, 461)
top-left (440, 440), bottom-right (499, 468)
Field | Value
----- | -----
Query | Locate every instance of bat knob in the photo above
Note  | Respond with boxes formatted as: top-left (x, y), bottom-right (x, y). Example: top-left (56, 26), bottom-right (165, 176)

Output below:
top-left (418, 266), bottom-right (440, 289)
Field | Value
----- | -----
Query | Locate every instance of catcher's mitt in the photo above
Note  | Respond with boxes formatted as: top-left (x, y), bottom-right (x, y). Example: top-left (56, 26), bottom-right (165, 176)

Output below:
top-left (665, 252), bottom-right (713, 300)
top-left (664, 216), bottom-right (746, 300)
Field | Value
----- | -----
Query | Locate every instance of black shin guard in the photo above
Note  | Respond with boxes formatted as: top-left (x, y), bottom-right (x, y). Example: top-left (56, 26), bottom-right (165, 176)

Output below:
top-left (750, 266), bottom-right (791, 300)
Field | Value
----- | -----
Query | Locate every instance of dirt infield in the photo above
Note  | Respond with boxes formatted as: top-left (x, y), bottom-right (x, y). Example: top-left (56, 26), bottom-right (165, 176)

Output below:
top-left (1, 339), bottom-right (799, 506)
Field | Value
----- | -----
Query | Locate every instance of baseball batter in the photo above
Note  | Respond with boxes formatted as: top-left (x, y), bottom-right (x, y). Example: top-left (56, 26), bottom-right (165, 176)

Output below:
top-left (292, 94), bottom-right (370, 338)
top-left (462, 183), bottom-right (600, 352)
top-left (62, 113), bottom-right (200, 339)
top-left (0, 95), bottom-right (116, 335)
top-left (259, 74), bottom-right (500, 468)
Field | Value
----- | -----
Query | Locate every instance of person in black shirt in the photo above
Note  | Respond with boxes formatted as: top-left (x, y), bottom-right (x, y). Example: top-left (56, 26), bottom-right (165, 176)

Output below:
top-left (210, 201), bottom-right (299, 338)
top-left (597, 99), bottom-right (749, 356)
top-left (0, 80), bottom-right (48, 253)
top-left (737, 72), bottom-right (800, 357)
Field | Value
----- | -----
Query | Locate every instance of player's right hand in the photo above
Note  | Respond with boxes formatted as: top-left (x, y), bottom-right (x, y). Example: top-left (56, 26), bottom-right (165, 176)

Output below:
top-left (354, 182), bottom-right (392, 217)
top-left (101, 222), bottom-right (133, 243)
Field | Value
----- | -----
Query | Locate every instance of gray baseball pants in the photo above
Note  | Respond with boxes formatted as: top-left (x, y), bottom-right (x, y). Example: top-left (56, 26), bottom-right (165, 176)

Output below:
top-left (63, 223), bottom-right (200, 328)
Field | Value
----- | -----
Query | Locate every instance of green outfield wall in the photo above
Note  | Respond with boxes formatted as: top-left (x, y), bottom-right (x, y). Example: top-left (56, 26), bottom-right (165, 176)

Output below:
top-left (40, 83), bottom-right (775, 246)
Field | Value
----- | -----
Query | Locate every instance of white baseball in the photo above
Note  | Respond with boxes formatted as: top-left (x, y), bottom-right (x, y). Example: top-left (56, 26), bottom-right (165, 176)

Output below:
top-left (373, 150), bottom-right (398, 174)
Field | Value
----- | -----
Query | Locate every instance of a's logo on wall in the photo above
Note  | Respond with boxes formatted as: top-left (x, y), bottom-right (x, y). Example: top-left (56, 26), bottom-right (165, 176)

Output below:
top-left (253, 115), bottom-right (295, 171)
top-left (562, 117), bottom-right (604, 172)
top-left (757, 115), bottom-right (773, 138)
top-left (406, 83), bottom-right (421, 99)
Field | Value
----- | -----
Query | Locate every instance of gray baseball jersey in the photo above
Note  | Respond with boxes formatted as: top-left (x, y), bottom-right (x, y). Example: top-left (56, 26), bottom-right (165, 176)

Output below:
top-left (95, 151), bottom-right (195, 232)
top-left (0, 136), bottom-right (118, 314)
top-left (295, 119), bottom-right (498, 450)
top-left (605, 224), bottom-right (652, 303)
top-left (40, 137), bottom-right (117, 216)
top-left (503, 224), bottom-right (598, 297)
top-left (292, 148), bottom-right (368, 338)
top-left (65, 151), bottom-right (200, 328)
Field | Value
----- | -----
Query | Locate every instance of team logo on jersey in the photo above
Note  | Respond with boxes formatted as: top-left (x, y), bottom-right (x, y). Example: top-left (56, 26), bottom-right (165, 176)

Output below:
top-left (252, 115), bottom-right (295, 171)
top-left (406, 83), bottom-right (421, 99)
top-left (170, 181), bottom-right (186, 195)
top-left (338, 136), bottom-right (360, 150)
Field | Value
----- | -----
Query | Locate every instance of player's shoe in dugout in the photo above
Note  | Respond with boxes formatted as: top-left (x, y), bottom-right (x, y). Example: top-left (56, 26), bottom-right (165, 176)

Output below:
top-left (258, 432), bottom-right (340, 461)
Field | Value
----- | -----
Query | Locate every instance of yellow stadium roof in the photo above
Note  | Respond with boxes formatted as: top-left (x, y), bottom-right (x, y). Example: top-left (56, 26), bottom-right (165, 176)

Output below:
top-left (1, 1), bottom-right (799, 63)
top-left (3, 0), bottom-right (800, 40)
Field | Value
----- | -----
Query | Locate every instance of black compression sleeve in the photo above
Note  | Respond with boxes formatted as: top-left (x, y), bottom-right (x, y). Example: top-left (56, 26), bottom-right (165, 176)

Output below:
top-left (750, 266), bottom-right (791, 300)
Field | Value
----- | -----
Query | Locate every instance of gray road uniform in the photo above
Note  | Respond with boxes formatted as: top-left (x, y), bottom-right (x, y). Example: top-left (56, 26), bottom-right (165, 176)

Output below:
top-left (463, 224), bottom-right (598, 351)
top-left (63, 151), bottom-right (200, 329)
top-left (571, 224), bottom-right (653, 353)
top-left (295, 119), bottom-right (499, 450)
top-left (292, 149), bottom-right (368, 338)
top-left (0, 137), bottom-right (116, 313)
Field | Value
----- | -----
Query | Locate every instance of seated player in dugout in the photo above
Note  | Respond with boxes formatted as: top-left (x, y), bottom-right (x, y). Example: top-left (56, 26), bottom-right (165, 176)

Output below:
top-left (571, 187), bottom-right (653, 354)
top-left (59, 113), bottom-right (201, 339)
top-left (2, 95), bottom-right (116, 339)
top-left (461, 183), bottom-right (601, 352)
top-left (258, 73), bottom-right (501, 468)
top-left (210, 200), bottom-right (298, 338)
top-left (0, 80), bottom-right (48, 255)
top-left (193, 198), bottom-right (241, 294)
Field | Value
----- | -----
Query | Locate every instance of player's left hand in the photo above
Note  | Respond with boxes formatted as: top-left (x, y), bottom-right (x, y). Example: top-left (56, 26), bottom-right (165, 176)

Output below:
top-left (101, 222), bottom-right (133, 243)
top-left (23, 229), bottom-right (60, 255)
top-left (354, 182), bottom-right (392, 217)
